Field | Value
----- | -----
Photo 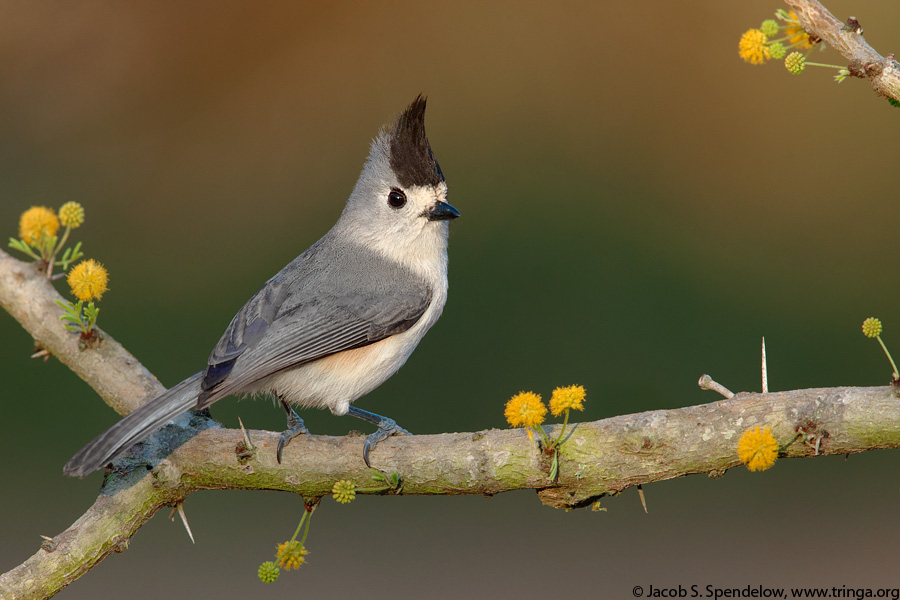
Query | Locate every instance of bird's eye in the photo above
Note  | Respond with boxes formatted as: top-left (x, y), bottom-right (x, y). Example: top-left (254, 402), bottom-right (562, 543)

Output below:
top-left (387, 188), bottom-right (407, 208)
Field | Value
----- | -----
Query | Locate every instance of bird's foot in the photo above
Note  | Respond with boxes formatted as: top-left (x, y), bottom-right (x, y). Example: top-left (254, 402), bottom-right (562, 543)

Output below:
top-left (276, 405), bottom-right (309, 463)
top-left (363, 418), bottom-right (410, 468)
top-left (346, 406), bottom-right (410, 467)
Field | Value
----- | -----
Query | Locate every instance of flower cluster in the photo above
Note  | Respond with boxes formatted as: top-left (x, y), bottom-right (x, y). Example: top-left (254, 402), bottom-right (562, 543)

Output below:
top-left (10, 202), bottom-right (85, 277)
top-left (329, 470), bottom-right (402, 507)
top-left (276, 541), bottom-right (309, 570)
top-left (862, 317), bottom-right (883, 339)
top-left (56, 256), bottom-right (110, 344)
top-left (861, 317), bottom-right (899, 382)
top-left (738, 10), bottom-right (850, 83)
top-left (332, 480), bottom-right (357, 504)
top-left (503, 385), bottom-right (587, 481)
top-left (10, 202), bottom-right (110, 344)
top-left (67, 259), bottom-right (109, 302)
top-left (737, 426), bottom-right (779, 472)
top-left (258, 504), bottom-right (314, 583)
top-left (504, 391), bottom-right (546, 428)
top-left (257, 562), bottom-right (279, 584)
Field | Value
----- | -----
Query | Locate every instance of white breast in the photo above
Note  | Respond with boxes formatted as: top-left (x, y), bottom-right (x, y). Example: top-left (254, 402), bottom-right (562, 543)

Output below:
top-left (256, 282), bottom-right (446, 415)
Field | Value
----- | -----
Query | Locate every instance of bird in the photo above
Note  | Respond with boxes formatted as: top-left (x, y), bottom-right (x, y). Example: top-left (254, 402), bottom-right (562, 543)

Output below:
top-left (64, 95), bottom-right (459, 478)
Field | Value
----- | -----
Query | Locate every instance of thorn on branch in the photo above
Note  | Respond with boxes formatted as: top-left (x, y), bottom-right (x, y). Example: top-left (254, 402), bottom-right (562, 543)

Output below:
top-left (168, 501), bottom-right (195, 544)
top-left (235, 417), bottom-right (256, 462)
top-left (697, 374), bottom-right (734, 399)
top-left (31, 348), bottom-right (50, 361)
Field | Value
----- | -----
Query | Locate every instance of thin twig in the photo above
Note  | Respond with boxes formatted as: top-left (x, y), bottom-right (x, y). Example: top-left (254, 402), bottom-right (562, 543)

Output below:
top-left (783, 0), bottom-right (900, 101)
top-left (697, 374), bottom-right (734, 399)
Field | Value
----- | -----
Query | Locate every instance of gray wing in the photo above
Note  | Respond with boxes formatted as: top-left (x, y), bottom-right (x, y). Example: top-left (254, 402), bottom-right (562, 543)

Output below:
top-left (196, 240), bottom-right (431, 409)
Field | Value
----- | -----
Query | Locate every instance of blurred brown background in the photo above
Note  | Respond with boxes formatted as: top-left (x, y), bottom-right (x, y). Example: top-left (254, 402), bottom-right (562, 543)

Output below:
top-left (2, 1), bottom-right (899, 597)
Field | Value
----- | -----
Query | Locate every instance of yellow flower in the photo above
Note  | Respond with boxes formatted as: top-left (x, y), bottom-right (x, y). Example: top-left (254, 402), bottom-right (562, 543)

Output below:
top-left (67, 259), bottom-right (109, 302)
top-left (276, 541), bottom-right (308, 571)
top-left (19, 206), bottom-right (60, 244)
top-left (549, 385), bottom-right (586, 416)
top-left (862, 317), bottom-right (883, 339)
top-left (737, 426), bottom-right (778, 472)
top-left (504, 391), bottom-right (547, 428)
top-left (332, 480), bottom-right (356, 504)
top-left (738, 29), bottom-right (770, 65)
top-left (784, 11), bottom-right (813, 49)
top-left (59, 201), bottom-right (85, 228)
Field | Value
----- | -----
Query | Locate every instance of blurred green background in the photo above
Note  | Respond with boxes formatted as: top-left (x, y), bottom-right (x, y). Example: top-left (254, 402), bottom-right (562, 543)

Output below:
top-left (3, 1), bottom-right (900, 597)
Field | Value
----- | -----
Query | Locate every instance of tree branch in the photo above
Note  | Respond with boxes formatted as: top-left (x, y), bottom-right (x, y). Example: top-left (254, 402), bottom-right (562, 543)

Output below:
top-left (784, 0), bottom-right (900, 101)
top-left (0, 249), bottom-right (162, 417)
top-left (4, 242), bottom-right (900, 599)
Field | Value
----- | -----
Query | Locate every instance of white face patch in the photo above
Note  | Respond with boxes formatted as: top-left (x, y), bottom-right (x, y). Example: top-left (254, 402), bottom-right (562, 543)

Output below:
top-left (342, 177), bottom-right (451, 280)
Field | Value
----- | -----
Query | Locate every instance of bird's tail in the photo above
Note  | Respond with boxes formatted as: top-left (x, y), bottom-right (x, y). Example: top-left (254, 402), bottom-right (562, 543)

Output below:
top-left (63, 371), bottom-right (205, 478)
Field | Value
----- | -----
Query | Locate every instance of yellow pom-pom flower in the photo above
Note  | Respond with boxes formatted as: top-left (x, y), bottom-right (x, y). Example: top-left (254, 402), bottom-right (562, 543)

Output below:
top-left (257, 561), bottom-right (280, 583)
top-left (549, 385), bottom-right (586, 417)
top-left (504, 391), bottom-right (547, 428)
top-left (738, 29), bottom-right (770, 65)
top-left (862, 317), bottom-right (883, 339)
top-left (737, 426), bottom-right (779, 472)
top-left (276, 541), bottom-right (308, 571)
top-left (67, 259), bottom-right (109, 302)
top-left (59, 201), bottom-right (85, 228)
top-left (332, 480), bottom-right (357, 504)
top-left (19, 206), bottom-right (60, 244)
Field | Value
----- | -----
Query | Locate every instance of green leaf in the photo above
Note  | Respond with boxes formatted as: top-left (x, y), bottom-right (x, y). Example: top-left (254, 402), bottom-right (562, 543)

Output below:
top-left (8, 238), bottom-right (40, 259)
top-left (58, 241), bottom-right (84, 270)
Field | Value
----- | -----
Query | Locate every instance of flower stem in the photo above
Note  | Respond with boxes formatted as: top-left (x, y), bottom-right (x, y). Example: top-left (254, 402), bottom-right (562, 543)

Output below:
top-left (804, 61), bottom-right (845, 69)
top-left (876, 335), bottom-right (900, 379)
top-left (554, 409), bottom-right (571, 447)
top-left (298, 506), bottom-right (313, 547)
top-left (533, 423), bottom-right (551, 448)
top-left (289, 511), bottom-right (306, 543)
top-left (46, 227), bottom-right (71, 279)
top-left (52, 226), bottom-right (71, 260)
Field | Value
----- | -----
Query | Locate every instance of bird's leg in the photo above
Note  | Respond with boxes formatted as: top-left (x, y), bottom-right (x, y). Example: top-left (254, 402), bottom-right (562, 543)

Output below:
top-left (276, 396), bottom-right (309, 463)
top-left (346, 406), bottom-right (411, 467)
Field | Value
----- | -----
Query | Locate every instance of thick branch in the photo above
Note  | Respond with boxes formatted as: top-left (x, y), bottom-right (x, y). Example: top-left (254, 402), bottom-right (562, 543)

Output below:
top-left (784, 0), bottom-right (900, 101)
top-left (4, 384), bottom-right (900, 599)
top-left (4, 246), bottom-right (900, 598)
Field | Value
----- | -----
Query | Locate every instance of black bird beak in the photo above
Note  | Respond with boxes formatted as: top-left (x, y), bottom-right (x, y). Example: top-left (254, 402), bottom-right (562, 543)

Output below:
top-left (425, 201), bottom-right (460, 221)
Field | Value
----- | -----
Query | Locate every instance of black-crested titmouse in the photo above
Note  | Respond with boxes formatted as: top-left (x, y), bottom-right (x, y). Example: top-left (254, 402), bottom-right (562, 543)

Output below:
top-left (64, 96), bottom-right (458, 477)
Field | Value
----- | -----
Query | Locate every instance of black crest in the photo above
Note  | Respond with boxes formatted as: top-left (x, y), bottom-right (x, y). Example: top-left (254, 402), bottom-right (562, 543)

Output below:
top-left (389, 95), bottom-right (445, 188)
